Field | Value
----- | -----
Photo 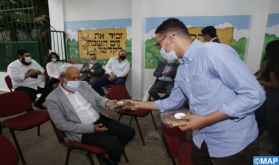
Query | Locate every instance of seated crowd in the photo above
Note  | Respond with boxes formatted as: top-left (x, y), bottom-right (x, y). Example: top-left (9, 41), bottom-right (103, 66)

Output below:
top-left (3, 21), bottom-right (279, 165)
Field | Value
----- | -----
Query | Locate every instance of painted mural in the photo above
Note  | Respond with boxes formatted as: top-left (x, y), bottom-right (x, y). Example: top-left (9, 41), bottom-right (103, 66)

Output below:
top-left (65, 19), bottom-right (132, 65)
top-left (145, 15), bottom-right (250, 69)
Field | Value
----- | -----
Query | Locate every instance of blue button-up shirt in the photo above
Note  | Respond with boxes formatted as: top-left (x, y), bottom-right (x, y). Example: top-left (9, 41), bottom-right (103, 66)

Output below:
top-left (155, 40), bottom-right (265, 157)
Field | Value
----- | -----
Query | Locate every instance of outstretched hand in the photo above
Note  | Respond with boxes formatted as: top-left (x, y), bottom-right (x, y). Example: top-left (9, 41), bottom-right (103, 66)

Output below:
top-left (123, 99), bottom-right (143, 111)
top-left (105, 100), bottom-right (117, 110)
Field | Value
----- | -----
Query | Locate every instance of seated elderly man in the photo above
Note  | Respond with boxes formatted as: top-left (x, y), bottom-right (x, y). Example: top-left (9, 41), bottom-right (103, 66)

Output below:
top-left (92, 50), bottom-right (130, 96)
top-left (46, 64), bottom-right (135, 165)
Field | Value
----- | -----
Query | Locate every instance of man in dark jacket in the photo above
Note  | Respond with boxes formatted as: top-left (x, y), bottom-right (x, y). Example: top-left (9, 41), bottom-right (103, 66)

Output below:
top-left (148, 59), bottom-right (179, 100)
top-left (80, 53), bottom-right (104, 84)
top-left (201, 26), bottom-right (220, 43)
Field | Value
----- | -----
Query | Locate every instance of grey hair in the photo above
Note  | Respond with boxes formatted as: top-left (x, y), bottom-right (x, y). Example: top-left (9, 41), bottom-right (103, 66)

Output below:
top-left (58, 63), bottom-right (79, 77)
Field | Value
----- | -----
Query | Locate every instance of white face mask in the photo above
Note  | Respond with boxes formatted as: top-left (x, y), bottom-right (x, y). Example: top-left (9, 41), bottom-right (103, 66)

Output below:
top-left (51, 58), bottom-right (57, 62)
top-left (90, 59), bottom-right (96, 64)
top-left (24, 56), bottom-right (32, 63)
top-left (160, 37), bottom-right (178, 61)
top-left (63, 80), bottom-right (81, 92)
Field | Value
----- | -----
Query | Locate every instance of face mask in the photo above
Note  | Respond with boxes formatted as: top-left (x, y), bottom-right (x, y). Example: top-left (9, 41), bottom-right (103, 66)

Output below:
top-left (51, 58), bottom-right (57, 62)
top-left (21, 57), bottom-right (32, 65)
top-left (90, 59), bottom-right (96, 64)
top-left (120, 56), bottom-right (126, 60)
top-left (24, 56), bottom-right (32, 63)
top-left (160, 37), bottom-right (178, 61)
top-left (63, 80), bottom-right (81, 92)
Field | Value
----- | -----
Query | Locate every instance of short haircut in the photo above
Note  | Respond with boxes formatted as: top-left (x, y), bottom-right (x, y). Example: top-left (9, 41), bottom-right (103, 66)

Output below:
top-left (58, 63), bottom-right (75, 77)
top-left (119, 49), bottom-right (126, 55)
top-left (155, 18), bottom-right (190, 37)
top-left (48, 52), bottom-right (60, 61)
top-left (201, 26), bottom-right (217, 38)
top-left (17, 49), bottom-right (28, 56)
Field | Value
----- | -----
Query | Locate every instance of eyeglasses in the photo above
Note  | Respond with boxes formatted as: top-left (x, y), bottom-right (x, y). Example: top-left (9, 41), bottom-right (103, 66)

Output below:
top-left (155, 35), bottom-right (167, 49)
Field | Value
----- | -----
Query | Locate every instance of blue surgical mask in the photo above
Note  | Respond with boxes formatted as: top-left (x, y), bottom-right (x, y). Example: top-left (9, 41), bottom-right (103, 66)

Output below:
top-left (160, 37), bottom-right (178, 61)
top-left (63, 80), bottom-right (81, 92)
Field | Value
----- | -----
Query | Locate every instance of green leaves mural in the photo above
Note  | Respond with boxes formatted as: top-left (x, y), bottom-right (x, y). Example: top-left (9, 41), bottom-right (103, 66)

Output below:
top-left (230, 37), bottom-right (247, 60)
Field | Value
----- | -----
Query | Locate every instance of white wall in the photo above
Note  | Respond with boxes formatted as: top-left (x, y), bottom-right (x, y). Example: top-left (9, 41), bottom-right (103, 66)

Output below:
top-left (0, 72), bottom-right (9, 91)
top-left (63, 0), bottom-right (131, 21)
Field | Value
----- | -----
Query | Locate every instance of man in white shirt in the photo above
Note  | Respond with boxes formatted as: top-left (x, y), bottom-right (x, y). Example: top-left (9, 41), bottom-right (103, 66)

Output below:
top-left (7, 49), bottom-right (49, 109)
top-left (92, 50), bottom-right (130, 96)
top-left (46, 65), bottom-right (135, 164)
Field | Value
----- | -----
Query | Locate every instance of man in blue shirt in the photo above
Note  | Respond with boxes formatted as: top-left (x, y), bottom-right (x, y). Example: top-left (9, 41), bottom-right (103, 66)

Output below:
top-left (126, 18), bottom-right (265, 165)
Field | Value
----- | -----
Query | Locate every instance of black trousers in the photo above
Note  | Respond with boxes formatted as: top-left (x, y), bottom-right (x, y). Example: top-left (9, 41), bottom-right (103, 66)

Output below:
top-left (256, 88), bottom-right (279, 153)
top-left (191, 141), bottom-right (257, 165)
top-left (148, 80), bottom-right (173, 100)
top-left (15, 85), bottom-right (52, 106)
top-left (81, 115), bottom-right (135, 162)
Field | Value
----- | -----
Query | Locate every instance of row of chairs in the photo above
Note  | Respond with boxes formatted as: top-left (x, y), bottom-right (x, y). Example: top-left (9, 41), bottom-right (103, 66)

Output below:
top-left (0, 91), bottom-right (50, 164)
top-left (2, 76), bottom-right (192, 164)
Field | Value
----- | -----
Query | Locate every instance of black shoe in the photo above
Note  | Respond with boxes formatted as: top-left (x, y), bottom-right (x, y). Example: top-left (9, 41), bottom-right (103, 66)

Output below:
top-left (269, 150), bottom-right (279, 156)
top-left (96, 154), bottom-right (118, 165)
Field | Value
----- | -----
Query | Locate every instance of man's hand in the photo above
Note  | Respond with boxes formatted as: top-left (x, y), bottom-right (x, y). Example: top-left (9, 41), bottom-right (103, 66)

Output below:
top-left (84, 67), bottom-right (91, 72)
top-left (25, 69), bottom-right (39, 78)
top-left (105, 100), bottom-right (117, 110)
top-left (178, 111), bottom-right (228, 132)
top-left (178, 115), bottom-right (208, 131)
top-left (162, 71), bottom-right (169, 76)
top-left (123, 99), bottom-right (143, 110)
top-left (108, 73), bottom-right (117, 81)
top-left (94, 123), bottom-right (108, 132)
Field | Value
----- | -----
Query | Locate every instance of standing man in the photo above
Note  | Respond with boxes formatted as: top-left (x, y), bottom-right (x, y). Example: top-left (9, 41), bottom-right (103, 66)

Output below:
top-left (201, 26), bottom-right (220, 43)
top-left (92, 50), bottom-right (130, 96)
top-left (7, 49), bottom-right (49, 109)
top-left (126, 18), bottom-right (265, 165)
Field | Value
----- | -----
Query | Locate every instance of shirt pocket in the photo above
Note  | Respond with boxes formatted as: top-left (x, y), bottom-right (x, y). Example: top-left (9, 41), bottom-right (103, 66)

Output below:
top-left (191, 73), bottom-right (211, 96)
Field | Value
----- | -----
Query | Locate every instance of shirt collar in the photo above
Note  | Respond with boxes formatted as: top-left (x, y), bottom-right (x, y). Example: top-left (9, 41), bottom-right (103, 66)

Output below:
top-left (210, 37), bottom-right (217, 42)
top-left (60, 85), bottom-right (72, 95)
top-left (180, 39), bottom-right (202, 64)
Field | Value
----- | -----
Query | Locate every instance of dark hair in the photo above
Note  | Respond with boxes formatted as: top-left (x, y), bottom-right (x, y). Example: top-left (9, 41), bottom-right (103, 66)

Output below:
top-left (119, 49), bottom-right (126, 55)
top-left (17, 49), bottom-right (28, 56)
top-left (155, 18), bottom-right (190, 37)
top-left (201, 26), bottom-right (217, 38)
top-left (265, 40), bottom-right (279, 61)
top-left (48, 52), bottom-right (60, 61)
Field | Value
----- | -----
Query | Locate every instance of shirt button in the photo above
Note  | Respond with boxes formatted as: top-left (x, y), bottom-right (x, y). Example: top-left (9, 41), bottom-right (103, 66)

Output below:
top-left (189, 93), bottom-right (193, 96)
top-left (186, 79), bottom-right (189, 82)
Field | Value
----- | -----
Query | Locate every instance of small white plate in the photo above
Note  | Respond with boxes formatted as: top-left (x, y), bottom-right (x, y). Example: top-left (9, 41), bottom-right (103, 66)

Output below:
top-left (174, 112), bottom-right (186, 119)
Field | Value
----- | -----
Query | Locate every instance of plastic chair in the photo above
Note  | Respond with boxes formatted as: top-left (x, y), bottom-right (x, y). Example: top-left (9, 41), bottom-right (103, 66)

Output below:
top-left (50, 120), bottom-right (128, 165)
top-left (0, 135), bottom-right (19, 165)
top-left (50, 120), bottom-right (105, 165)
top-left (161, 123), bottom-right (192, 165)
top-left (107, 85), bottom-right (157, 145)
top-left (0, 91), bottom-right (50, 164)
top-left (4, 75), bottom-right (13, 92)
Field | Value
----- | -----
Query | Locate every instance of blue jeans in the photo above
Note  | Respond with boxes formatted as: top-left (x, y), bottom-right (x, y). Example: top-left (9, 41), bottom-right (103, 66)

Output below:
top-left (92, 74), bottom-right (126, 96)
